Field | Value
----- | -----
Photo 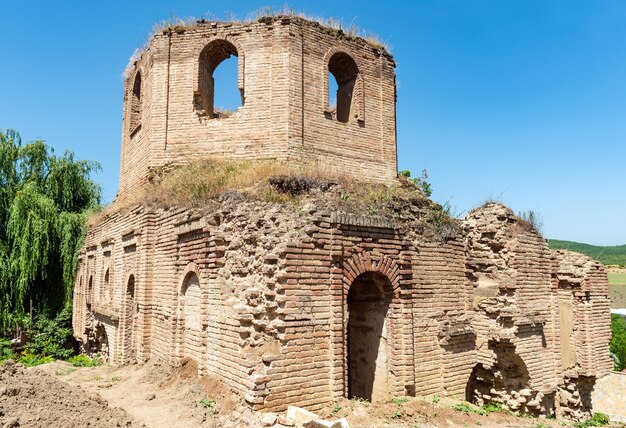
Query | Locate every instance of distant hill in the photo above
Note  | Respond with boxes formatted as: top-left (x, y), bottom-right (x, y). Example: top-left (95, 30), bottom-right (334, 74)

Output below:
top-left (548, 239), bottom-right (626, 266)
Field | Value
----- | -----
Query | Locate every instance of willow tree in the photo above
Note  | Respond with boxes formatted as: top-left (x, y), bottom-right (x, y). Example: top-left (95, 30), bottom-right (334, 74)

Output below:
top-left (0, 130), bottom-right (101, 335)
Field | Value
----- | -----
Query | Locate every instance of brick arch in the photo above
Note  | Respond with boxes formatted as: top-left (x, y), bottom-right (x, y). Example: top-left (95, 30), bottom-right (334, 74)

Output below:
top-left (331, 251), bottom-right (413, 401)
top-left (342, 252), bottom-right (401, 295)
top-left (129, 70), bottom-right (143, 132)
top-left (179, 261), bottom-right (202, 294)
top-left (174, 262), bottom-right (205, 364)
top-left (193, 36), bottom-right (245, 116)
top-left (121, 272), bottom-right (137, 364)
top-left (322, 47), bottom-right (365, 122)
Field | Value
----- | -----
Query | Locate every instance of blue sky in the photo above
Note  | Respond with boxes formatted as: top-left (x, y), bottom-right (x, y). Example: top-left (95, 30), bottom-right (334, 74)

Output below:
top-left (1, 1), bottom-right (625, 245)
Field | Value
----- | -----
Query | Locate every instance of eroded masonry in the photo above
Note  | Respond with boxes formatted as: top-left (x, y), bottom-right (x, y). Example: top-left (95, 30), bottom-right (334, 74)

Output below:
top-left (72, 16), bottom-right (612, 417)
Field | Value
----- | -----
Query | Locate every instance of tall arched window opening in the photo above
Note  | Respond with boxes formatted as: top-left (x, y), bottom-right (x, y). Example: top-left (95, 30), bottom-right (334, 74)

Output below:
top-left (87, 276), bottom-right (93, 309)
top-left (195, 40), bottom-right (243, 118)
top-left (103, 269), bottom-right (111, 304)
top-left (129, 72), bottom-right (142, 132)
top-left (123, 274), bottom-right (136, 363)
top-left (328, 52), bottom-right (359, 123)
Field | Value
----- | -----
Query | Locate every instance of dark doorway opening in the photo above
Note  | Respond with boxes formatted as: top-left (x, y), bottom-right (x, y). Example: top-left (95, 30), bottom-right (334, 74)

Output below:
top-left (347, 271), bottom-right (392, 401)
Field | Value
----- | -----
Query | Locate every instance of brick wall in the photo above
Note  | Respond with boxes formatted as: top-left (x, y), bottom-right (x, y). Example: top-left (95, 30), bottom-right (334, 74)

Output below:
top-left (117, 16), bottom-right (397, 199)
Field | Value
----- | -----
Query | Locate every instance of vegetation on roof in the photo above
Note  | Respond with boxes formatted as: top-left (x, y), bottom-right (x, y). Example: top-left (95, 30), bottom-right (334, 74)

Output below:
top-left (92, 158), bottom-right (455, 240)
top-left (124, 6), bottom-right (391, 78)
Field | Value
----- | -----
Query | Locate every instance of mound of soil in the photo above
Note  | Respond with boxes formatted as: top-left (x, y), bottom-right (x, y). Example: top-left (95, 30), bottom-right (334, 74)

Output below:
top-left (0, 360), bottom-right (141, 428)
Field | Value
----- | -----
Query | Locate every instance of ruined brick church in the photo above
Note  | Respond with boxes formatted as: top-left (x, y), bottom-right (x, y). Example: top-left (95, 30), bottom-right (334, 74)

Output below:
top-left (72, 15), bottom-right (612, 418)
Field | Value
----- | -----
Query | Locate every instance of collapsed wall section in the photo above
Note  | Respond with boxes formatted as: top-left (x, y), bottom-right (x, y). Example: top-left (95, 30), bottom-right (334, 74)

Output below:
top-left (463, 203), bottom-right (612, 418)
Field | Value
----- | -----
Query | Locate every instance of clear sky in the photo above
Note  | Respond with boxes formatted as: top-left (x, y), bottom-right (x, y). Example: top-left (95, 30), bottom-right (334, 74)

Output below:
top-left (1, 1), bottom-right (625, 245)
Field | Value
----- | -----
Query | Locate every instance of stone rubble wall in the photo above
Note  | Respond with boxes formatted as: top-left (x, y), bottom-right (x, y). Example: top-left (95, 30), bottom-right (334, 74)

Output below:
top-left (462, 203), bottom-right (612, 417)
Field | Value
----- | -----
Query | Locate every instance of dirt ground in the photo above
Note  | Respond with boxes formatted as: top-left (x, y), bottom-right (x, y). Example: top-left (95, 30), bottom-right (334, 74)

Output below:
top-left (0, 359), bottom-right (612, 428)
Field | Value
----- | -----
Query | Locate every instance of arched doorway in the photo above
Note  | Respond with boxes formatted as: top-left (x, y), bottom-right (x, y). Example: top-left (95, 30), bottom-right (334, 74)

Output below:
top-left (180, 272), bottom-right (202, 362)
top-left (123, 274), bottom-right (136, 363)
top-left (347, 271), bottom-right (392, 402)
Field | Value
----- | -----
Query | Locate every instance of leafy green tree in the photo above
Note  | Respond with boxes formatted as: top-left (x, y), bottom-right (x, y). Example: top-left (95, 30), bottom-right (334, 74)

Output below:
top-left (610, 314), bottom-right (626, 371)
top-left (0, 130), bottom-right (100, 335)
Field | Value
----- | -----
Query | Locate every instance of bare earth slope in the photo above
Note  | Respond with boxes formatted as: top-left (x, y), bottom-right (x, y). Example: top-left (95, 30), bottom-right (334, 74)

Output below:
top-left (0, 360), bottom-right (140, 428)
top-left (0, 359), bottom-right (597, 428)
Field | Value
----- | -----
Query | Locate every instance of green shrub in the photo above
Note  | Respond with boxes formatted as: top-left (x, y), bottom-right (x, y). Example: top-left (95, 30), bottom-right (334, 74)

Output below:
top-left (480, 402), bottom-right (505, 414)
top-left (24, 307), bottom-right (74, 361)
top-left (574, 412), bottom-right (610, 427)
top-left (610, 314), bottom-right (626, 371)
top-left (0, 338), bottom-right (14, 362)
top-left (199, 398), bottom-right (218, 414)
top-left (19, 352), bottom-right (54, 367)
top-left (398, 169), bottom-right (432, 197)
top-left (391, 410), bottom-right (403, 419)
top-left (68, 354), bottom-right (102, 367)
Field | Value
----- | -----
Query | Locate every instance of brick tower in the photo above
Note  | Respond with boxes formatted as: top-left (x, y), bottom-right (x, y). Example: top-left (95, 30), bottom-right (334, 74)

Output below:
top-left (118, 16), bottom-right (397, 198)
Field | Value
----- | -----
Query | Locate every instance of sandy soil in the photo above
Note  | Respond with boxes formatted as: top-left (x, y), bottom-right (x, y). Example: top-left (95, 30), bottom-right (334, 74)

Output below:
top-left (0, 359), bottom-right (140, 428)
top-left (34, 358), bottom-right (259, 428)
top-left (0, 359), bottom-right (612, 428)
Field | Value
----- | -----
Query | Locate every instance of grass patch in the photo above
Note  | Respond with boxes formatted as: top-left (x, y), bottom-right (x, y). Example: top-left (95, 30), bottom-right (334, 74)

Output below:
top-left (451, 402), bottom-right (506, 416)
top-left (573, 412), bottom-right (610, 427)
top-left (68, 354), bottom-right (102, 367)
top-left (609, 273), bottom-right (626, 285)
top-left (199, 398), bottom-right (218, 414)
top-left (94, 158), bottom-right (447, 225)
top-left (55, 367), bottom-right (77, 376)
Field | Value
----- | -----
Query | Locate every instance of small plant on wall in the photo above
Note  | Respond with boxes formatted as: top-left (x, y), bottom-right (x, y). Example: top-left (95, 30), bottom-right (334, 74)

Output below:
top-left (399, 169), bottom-right (433, 197)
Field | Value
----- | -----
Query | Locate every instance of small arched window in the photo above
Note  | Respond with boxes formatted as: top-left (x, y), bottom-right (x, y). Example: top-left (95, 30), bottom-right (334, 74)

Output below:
top-left (195, 40), bottom-right (243, 118)
top-left (129, 72), bottom-right (142, 133)
top-left (87, 275), bottom-right (93, 308)
top-left (327, 52), bottom-right (361, 123)
top-left (103, 268), bottom-right (111, 303)
top-left (127, 274), bottom-right (135, 298)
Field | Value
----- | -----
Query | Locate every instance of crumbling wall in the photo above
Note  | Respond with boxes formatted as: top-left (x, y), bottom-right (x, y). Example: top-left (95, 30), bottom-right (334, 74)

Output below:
top-left (73, 199), bottom-right (611, 415)
top-left (550, 250), bottom-right (613, 419)
top-left (464, 203), bottom-right (558, 415)
top-left (463, 203), bottom-right (612, 418)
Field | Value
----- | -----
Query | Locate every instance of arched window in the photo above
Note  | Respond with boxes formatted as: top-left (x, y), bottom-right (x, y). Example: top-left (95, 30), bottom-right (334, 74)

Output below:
top-left (87, 275), bottom-right (93, 309)
top-left (127, 274), bottom-right (135, 299)
top-left (195, 40), bottom-right (243, 118)
top-left (103, 268), bottom-right (111, 303)
top-left (129, 72), bottom-right (142, 133)
top-left (327, 52), bottom-right (361, 123)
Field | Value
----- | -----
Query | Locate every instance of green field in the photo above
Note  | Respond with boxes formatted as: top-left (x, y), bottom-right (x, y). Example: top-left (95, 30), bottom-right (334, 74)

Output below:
top-left (548, 239), bottom-right (626, 266)
top-left (609, 273), bottom-right (626, 285)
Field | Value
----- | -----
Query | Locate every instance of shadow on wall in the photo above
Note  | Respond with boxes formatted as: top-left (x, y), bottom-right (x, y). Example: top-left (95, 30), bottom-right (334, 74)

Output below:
top-left (347, 272), bottom-right (392, 402)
